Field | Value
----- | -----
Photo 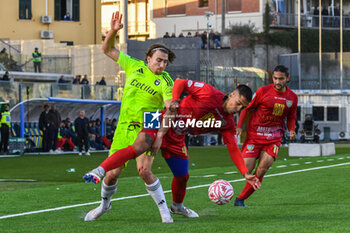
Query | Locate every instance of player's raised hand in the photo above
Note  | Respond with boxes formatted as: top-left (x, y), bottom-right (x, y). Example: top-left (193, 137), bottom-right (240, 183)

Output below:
top-left (244, 173), bottom-right (261, 190)
top-left (236, 128), bottom-right (243, 136)
top-left (169, 100), bottom-right (179, 113)
top-left (111, 11), bottom-right (123, 32)
top-left (289, 130), bottom-right (296, 140)
top-left (150, 136), bottom-right (162, 156)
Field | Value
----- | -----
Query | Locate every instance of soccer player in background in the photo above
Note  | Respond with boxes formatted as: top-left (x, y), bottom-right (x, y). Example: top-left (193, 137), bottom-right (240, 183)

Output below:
top-left (83, 11), bottom-right (176, 223)
top-left (84, 79), bottom-right (261, 218)
top-left (234, 65), bottom-right (298, 207)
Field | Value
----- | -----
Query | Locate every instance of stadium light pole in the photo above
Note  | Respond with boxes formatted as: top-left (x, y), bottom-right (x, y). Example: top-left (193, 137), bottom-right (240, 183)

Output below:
top-left (340, 0), bottom-right (343, 90)
top-left (297, 0), bottom-right (301, 90)
top-left (119, 0), bottom-right (128, 44)
top-left (319, 0), bottom-right (322, 90)
top-left (205, 11), bottom-right (214, 84)
top-left (221, 0), bottom-right (225, 34)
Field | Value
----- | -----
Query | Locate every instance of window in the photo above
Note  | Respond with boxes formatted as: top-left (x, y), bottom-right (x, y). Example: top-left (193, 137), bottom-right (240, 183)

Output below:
top-left (60, 41), bottom-right (74, 46)
top-left (19, 0), bottom-right (32, 19)
top-left (199, 0), bottom-right (208, 8)
top-left (327, 106), bottom-right (339, 121)
top-left (312, 106), bottom-right (324, 121)
top-left (166, 0), bottom-right (186, 15)
top-left (55, 0), bottom-right (80, 21)
top-left (227, 0), bottom-right (241, 11)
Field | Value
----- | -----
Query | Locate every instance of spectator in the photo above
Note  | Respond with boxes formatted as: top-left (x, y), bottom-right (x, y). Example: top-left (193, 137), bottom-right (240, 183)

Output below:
top-left (2, 71), bottom-right (10, 81)
top-left (63, 12), bottom-right (71, 21)
top-left (171, 32), bottom-right (176, 38)
top-left (212, 31), bottom-right (221, 49)
top-left (80, 75), bottom-right (89, 85)
top-left (0, 48), bottom-right (7, 54)
top-left (333, 5), bottom-right (340, 27)
top-left (0, 104), bottom-right (11, 154)
top-left (313, 7), bottom-right (319, 27)
top-left (195, 31), bottom-right (201, 37)
top-left (46, 104), bottom-right (61, 153)
top-left (163, 32), bottom-right (170, 38)
top-left (39, 104), bottom-right (50, 152)
top-left (111, 118), bottom-right (117, 142)
top-left (201, 31), bottom-right (208, 49)
top-left (58, 75), bottom-right (69, 83)
top-left (57, 121), bottom-right (75, 151)
top-left (178, 32), bottom-right (184, 38)
top-left (73, 75), bottom-right (81, 84)
top-left (209, 30), bottom-right (215, 48)
top-left (98, 76), bottom-right (106, 85)
top-left (74, 110), bottom-right (90, 156)
top-left (105, 118), bottom-right (113, 140)
top-left (186, 32), bottom-right (192, 38)
top-left (32, 47), bottom-right (42, 73)
top-left (322, 5), bottom-right (329, 26)
top-left (65, 119), bottom-right (77, 146)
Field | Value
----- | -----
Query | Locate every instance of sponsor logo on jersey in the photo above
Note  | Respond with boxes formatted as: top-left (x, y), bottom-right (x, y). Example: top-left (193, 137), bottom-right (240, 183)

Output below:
top-left (286, 100), bottom-right (293, 108)
top-left (194, 82), bottom-right (204, 87)
top-left (154, 79), bottom-right (160, 86)
top-left (143, 110), bottom-right (161, 129)
top-left (247, 144), bottom-right (255, 151)
top-left (130, 79), bottom-right (158, 96)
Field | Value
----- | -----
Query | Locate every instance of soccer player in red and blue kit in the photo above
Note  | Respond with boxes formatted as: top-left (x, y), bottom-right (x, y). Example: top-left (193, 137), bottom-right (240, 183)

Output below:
top-left (234, 65), bottom-right (298, 207)
top-left (84, 79), bottom-right (261, 219)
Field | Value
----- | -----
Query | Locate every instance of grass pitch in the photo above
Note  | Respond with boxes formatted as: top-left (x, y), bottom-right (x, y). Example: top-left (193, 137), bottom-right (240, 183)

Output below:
top-left (1, 144), bottom-right (350, 232)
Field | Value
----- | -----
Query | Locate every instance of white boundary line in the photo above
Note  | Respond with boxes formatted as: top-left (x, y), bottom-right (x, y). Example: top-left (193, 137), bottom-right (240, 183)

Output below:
top-left (1, 162), bottom-right (350, 220)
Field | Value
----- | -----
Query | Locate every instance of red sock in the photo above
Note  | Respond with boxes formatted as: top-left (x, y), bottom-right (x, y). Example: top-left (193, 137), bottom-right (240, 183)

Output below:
top-left (237, 175), bottom-right (263, 200)
top-left (100, 146), bottom-right (137, 172)
top-left (172, 173), bottom-right (189, 203)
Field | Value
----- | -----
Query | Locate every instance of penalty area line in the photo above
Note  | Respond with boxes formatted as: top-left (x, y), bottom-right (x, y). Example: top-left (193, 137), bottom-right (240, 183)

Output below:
top-left (1, 162), bottom-right (350, 220)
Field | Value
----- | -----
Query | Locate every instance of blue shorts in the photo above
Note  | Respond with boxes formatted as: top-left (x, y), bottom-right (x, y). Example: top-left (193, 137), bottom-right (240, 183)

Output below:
top-left (165, 156), bottom-right (189, 177)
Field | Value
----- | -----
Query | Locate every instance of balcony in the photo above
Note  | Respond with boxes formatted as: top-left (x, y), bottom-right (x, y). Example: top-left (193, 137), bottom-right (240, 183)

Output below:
top-left (270, 13), bottom-right (350, 30)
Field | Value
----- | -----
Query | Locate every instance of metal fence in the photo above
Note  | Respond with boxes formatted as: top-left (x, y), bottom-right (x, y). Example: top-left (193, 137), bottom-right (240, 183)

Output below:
top-left (0, 81), bottom-right (123, 107)
top-left (279, 52), bottom-right (350, 90)
top-left (199, 64), bottom-right (269, 94)
top-left (7, 54), bottom-right (72, 74)
top-left (270, 13), bottom-right (350, 30)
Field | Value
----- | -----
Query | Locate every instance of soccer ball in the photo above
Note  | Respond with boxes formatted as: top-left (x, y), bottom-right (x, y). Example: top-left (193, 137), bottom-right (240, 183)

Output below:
top-left (208, 180), bottom-right (234, 205)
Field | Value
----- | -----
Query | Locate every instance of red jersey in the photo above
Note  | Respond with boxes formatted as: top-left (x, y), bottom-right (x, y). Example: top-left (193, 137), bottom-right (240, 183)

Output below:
top-left (237, 84), bottom-right (298, 143)
top-left (168, 80), bottom-right (237, 145)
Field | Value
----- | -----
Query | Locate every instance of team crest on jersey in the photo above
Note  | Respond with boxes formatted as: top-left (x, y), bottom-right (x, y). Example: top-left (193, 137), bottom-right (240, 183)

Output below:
top-left (247, 144), bottom-right (255, 151)
top-left (286, 100), bottom-right (293, 108)
top-left (154, 79), bottom-right (161, 86)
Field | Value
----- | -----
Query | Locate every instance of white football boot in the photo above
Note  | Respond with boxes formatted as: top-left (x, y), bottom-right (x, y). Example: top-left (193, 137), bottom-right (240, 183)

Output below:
top-left (84, 205), bottom-right (111, 221)
top-left (170, 205), bottom-right (199, 218)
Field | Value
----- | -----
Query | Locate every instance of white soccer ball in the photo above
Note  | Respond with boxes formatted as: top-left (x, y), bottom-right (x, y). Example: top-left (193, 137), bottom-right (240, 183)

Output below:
top-left (208, 180), bottom-right (234, 205)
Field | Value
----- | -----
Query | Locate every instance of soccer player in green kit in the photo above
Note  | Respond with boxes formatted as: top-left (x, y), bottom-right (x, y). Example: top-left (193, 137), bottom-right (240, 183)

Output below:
top-left (84, 11), bottom-right (176, 223)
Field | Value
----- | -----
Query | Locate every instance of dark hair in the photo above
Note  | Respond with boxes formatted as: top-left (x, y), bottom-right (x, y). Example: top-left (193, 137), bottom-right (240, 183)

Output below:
top-left (236, 84), bottom-right (253, 102)
top-left (273, 65), bottom-right (289, 77)
top-left (145, 43), bottom-right (176, 64)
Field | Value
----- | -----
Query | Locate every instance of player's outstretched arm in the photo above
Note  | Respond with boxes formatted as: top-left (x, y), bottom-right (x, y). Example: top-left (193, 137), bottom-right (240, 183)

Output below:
top-left (225, 142), bottom-right (260, 190)
top-left (244, 173), bottom-right (261, 190)
top-left (150, 99), bottom-right (177, 156)
top-left (102, 11), bottom-right (123, 62)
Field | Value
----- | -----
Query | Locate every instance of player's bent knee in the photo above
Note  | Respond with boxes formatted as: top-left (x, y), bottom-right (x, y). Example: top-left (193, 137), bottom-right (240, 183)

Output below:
top-left (138, 166), bottom-right (152, 178)
top-left (104, 169), bottom-right (121, 185)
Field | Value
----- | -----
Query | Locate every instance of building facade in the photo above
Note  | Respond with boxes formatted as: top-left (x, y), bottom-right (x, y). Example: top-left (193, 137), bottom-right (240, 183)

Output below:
top-left (0, 0), bottom-right (101, 45)
top-left (152, 0), bottom-right (264, 37)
